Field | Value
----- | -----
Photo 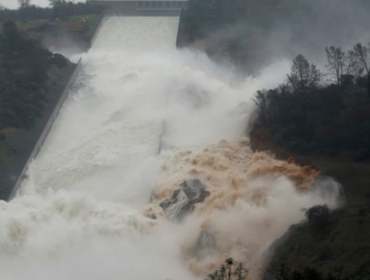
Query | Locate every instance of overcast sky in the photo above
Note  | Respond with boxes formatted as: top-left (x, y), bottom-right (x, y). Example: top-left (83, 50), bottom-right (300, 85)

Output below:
top-left (0, 0), bottom-right (84, 9)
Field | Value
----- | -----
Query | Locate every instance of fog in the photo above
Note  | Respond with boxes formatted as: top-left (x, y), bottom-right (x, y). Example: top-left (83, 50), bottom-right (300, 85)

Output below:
top-left (198, 0), bottom-right (370, 73)
top-left (280, 0), bottom-right (370, 64)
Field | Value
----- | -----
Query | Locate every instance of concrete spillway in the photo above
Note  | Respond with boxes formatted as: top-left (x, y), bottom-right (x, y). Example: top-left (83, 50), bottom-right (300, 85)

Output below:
top-left (0, 16), bottom-right (340, 280)
top-left (25, 17), bottom-right (180, 203)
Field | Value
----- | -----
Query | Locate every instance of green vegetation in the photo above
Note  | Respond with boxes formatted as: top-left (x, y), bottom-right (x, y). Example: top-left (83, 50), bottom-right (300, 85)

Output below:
top-left (252, 49), bottom-right (370, 278)
top-left (251, 114), bottom-right (370, 279)
top-left (210, 257), bottom-right (370, 280)
top-left (207, 259), bottom-right (248, 280)
top-left (180, 1), bottom-right (370, 278)
top-left (0, 19), bottom-right (73, 167)
top-left (0, 20), bottom-right (52, 130)
top-left (0, 1), bottom-right (105, 22)
top-left (253, 45), bottom-right (370, 159)
top-left (269, 214), bottom-right (370, 278)
top-left (0, 1), bottom-right (105, 45)
top-left (305, 205), bottom-right (330, 229)
top-left (259, 155), bottom-right (370, 279)
top-left (9, 14), bottom-right (102, 44)
top-left (269, 265), bottom-right (370, 280)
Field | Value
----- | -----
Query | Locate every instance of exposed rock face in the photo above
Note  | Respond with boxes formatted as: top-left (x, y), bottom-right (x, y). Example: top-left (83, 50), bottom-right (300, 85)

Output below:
top-left (160, 179), bottom-right (210, 221)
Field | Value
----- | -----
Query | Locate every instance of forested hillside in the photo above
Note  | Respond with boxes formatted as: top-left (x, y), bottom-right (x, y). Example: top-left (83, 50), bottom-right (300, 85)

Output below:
top-left (180, 0), bottom-right (370, 158)
top-left (0, 21), bottom-right (64, 129)
top-left (1, 2), bottom-right (105, 53)
top-left (253, 46), bottom-right (370, 159)
top-left (252, 44), bottom-right (370, 280)
top-left (179, 1), bottom-right (370, 279)
top-left (0, 2), bottom-right (104, 22)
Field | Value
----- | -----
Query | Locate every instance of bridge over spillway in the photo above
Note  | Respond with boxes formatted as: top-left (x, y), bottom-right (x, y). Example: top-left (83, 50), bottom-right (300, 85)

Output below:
top-left (87, 0), bottom-right (188, 16)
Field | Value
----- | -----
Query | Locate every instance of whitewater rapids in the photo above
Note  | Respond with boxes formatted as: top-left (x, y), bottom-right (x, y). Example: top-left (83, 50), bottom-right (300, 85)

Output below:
top-left (0, 17), bottom-right (341, 280)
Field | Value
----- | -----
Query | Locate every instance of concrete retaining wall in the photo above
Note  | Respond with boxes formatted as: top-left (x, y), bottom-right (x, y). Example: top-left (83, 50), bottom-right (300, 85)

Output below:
top-left (90, 15), bottom-right (110, 47)
top-left (176, 8), bottom-right (187, 47)
top-left (7, 60), bottom-right (83, 201)
top-left (7, 13), bottom-right (112, 201)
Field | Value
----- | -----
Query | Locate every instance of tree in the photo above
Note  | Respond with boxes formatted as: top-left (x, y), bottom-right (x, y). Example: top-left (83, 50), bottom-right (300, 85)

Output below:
top-left (207, 258), bottom-right (248, 280)
top-left (0, 4), bottom-right (6, 10)
top-left (288, 54), bottom-right (321, 92)
top-left (49, 0), bottom-right (69, 20)
top-left (325, 46), bottom-right (355, 85)
top-left (18, 0), bottom-right (31, 8)
top-left (253, 90), bottom-right (268, 125)
top-left (350, 43), bottom-right (370, 95)
top-left (286, 55), bottom-right (321, 124)
top-left (49, 0), bottom-right (65, 8)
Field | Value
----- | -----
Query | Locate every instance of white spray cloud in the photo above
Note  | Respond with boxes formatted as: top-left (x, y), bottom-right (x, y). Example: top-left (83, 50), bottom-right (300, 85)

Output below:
top-left (0, 192), bottom-right (198, 280)
top-left (0, 16), bottom-right (341, 280)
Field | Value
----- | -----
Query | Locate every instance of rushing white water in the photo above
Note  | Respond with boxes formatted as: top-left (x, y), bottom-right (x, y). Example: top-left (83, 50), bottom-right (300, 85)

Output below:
top-left (0, 16), bottom-right (341, 280)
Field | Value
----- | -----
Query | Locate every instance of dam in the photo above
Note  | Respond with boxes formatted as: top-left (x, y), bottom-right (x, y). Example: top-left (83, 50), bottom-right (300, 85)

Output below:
top-left (0, 9), bottom-right (340, 280)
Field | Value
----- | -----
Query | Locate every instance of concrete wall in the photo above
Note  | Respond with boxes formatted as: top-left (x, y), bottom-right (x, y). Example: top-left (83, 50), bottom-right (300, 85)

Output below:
top-left (7, 15), bottom-right (112, 201)
top-left (176, 8), bottom-right (187, 47)
top-left (90, 15), bottom-right (110, 46)
top-left (7, 60), bottom-right (83, 200)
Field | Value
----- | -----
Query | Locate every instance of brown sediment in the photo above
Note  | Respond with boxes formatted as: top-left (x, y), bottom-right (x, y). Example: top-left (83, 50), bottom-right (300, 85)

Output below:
top-left (148, 138), bottom-right (324, 279)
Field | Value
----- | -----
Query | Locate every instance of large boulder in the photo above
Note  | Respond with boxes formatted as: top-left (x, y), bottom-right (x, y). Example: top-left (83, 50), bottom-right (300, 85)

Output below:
top-left (160, 179), bottom-right (210, 221)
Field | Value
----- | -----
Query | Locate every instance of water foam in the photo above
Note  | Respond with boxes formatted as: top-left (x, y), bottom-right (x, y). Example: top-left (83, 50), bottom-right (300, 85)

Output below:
top-left (1, 16), bottom-right (341, 280)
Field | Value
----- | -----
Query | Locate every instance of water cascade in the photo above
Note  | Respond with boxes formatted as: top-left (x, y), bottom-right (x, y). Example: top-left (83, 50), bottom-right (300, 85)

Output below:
top-left (0, 17), bottom-right (341, 280)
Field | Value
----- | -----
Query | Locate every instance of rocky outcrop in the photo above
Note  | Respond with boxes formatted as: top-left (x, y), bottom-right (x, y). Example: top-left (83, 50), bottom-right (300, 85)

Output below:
top-left (160, 179), bottom-right (210, 222)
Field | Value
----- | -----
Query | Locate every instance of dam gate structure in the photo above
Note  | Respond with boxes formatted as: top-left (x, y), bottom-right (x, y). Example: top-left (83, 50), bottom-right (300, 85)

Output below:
top-left (87, 0), bottom-right (188, 16)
